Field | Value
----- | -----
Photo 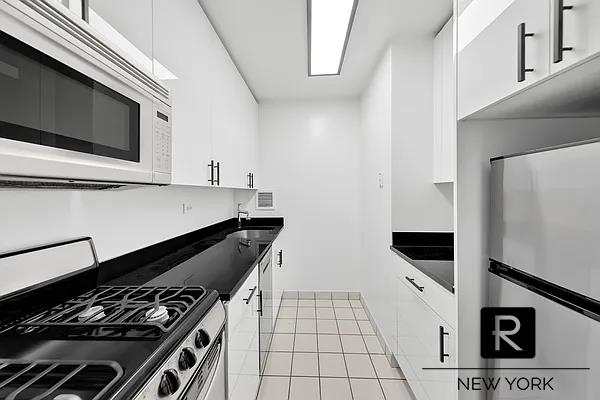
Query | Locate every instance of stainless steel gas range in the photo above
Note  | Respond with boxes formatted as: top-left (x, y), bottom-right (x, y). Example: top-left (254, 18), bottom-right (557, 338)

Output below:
top-left (0, 238), bottom-right (226, 400)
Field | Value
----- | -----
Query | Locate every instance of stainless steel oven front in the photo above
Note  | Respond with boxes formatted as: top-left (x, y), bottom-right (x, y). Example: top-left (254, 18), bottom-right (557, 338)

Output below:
top-left (0, 0), bottom-right (171, 185)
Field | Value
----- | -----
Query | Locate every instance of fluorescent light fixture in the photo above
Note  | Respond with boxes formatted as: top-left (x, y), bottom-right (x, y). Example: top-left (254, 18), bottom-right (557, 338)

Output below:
top-left (308, 0), bottom-right (358, 76)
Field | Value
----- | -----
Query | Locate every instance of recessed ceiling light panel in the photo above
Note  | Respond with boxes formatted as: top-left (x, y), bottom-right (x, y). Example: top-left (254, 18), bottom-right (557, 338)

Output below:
top-left (308, 0), bottom-right (358, 76)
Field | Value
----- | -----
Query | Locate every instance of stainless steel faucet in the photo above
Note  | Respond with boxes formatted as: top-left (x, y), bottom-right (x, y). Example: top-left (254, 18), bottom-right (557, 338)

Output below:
top-left (237, 203), bottom-right (250, 228)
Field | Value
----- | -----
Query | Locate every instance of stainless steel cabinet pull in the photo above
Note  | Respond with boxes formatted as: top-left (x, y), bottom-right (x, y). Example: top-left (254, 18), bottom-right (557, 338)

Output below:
top-left (553, 0), bottom-right (573, 63)
top-left (517, 23), bottom-right (535, 82)
top-left (243, 286), bottom-right (257, 304)
top-left (214, 162), bottom-right (220, 186)
top-left (405, 276), bottom-right (424, 292)
top-left (439, 326), bottom-right (450, 363)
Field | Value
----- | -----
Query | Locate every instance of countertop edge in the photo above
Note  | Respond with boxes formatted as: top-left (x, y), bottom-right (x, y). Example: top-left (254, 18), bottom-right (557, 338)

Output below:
top-left (390, 245), bottom-right (455, 294)
top-left (222, 226), bottom-right (284, 302)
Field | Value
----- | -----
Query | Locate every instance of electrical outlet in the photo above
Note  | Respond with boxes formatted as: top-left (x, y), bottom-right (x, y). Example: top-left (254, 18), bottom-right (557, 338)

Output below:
top-left (182, 203), bottom-right (193, 214)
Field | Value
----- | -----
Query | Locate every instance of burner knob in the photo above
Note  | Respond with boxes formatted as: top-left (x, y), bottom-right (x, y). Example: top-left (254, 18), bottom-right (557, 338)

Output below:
top-left (158, 369), bottom-right (180, 397)
top-left (178, 347), bottom-right (197, 370)
top-left (195, 328), bottom-right (210, 349)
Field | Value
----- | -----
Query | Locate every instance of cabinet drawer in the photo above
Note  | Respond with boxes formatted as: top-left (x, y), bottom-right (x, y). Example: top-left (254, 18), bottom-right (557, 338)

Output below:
top-left (394, 256), bottom-right (456, 329)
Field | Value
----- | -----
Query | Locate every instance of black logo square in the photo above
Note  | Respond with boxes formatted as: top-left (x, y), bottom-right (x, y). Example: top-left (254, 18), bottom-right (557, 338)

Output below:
top-left (481, 307), bottom-right (535, 359)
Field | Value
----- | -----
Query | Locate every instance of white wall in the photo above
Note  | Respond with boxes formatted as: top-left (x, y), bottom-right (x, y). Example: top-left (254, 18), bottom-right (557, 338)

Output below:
top-left (0, 185), bottom-right (235, 262)
top-left (359, 48), bottom-right (397, 354)
top-left (391, 37), bottom-right (453, 232)
top-left (456, 117), bottom-right (600, 400)
top-left (241, 99), bottom-right (362, 292)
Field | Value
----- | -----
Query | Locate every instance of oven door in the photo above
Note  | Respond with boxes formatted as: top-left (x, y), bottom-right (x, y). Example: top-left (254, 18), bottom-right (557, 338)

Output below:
top-left (0, 1), bottom-right (170, 184)
top-left (182, 331), bottom-right (226, 400)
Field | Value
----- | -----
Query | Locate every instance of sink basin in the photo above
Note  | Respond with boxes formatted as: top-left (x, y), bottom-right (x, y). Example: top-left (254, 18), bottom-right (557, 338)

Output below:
top-left (226, 228), bottom-right (276, 240)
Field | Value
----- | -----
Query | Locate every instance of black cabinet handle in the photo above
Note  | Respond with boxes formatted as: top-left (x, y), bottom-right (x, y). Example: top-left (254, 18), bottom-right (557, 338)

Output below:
top-left (81, 0), bottom-right (89, 21)
top-left (214, 162), bottom-right (220, 186)
top-left (277, 250), bottom-right (283, 267)
top-left (208, 160), bottom-right (215, 185)
top-left (243, 285), bottom-right (257, 304)
top-left (553, 0), bottom-right (573, 63)
top-left (247, 173), bottom-right (252, 188)
top-left (257, 290), bottom-right (263, 316)
top-left (517, 23), bottom-right (535, 82)
top-left (251, 173), bottom-right (254, 188)
top-left (439, 326), bottom-right (450, 363)
top-left (405, 276), bottom-right (424, 292)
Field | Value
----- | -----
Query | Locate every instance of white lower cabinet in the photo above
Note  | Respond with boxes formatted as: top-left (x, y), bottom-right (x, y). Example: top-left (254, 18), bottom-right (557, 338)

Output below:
top-left (227, 268), bottom-right (259, 400)
top-left (395, 259), bottom-right (457, 400)
top-left (271, 233), bottom-right (285, 321)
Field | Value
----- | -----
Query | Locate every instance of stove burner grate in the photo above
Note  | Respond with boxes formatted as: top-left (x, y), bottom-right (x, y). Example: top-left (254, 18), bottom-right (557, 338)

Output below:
top-left (0, 359), bottom-right (123, 400)
top-left (0, 286), bottom-right (206, 340)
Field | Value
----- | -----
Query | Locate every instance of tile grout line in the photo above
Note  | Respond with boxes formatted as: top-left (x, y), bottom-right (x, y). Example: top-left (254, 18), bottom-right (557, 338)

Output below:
top-left (335, 314), bottom-right (355, 400)
top-left (287, 304), bottom-right (298, 400)
top-left (358, 313), bottom-right (390, 400)
top-left (313, 293), bottom-right (322, 400)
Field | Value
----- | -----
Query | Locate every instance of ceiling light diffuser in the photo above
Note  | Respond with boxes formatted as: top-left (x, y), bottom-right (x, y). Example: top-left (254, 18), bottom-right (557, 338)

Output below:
top-left (308, 0), bottom-right (358, 76)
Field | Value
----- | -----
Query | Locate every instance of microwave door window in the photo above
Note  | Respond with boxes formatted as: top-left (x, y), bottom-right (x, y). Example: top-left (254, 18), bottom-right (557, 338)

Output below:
top-left (0, 31), bottom-right (140, 162)
top-left (40, 65), bottom-right (94, 154)
top-left (0, 32), bottom-right (42, 144)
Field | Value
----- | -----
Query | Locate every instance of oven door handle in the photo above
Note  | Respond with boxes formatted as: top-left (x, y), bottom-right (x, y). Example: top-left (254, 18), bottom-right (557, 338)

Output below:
top-left (191, 335), bottom-right (225, 400)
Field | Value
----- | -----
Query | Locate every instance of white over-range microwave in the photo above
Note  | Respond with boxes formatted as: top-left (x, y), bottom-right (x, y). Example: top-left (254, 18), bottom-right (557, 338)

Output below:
top-left (0, 0), bottom-right (172, 187)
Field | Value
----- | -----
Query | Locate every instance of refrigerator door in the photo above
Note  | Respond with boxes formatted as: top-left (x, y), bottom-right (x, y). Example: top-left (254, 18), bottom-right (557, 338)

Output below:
top-left (490, 140), bottom-right (600, 300)
top-left (488, 274), bottom-right (600, 399)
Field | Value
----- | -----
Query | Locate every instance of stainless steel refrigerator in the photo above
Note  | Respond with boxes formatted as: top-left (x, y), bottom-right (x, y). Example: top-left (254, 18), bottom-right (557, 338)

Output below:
top-left (488, 139), bottom-right (600, 399)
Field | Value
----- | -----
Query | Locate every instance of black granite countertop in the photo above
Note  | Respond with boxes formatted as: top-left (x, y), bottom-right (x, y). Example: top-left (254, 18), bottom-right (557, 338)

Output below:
top-left (100, 218), bottom-right (284, 301)
top-left (390, 232), bottom-right (454, 293)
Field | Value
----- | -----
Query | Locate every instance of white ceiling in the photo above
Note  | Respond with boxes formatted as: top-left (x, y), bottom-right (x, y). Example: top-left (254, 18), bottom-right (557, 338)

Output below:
top-left (199, 0), bottom-right (452, 101)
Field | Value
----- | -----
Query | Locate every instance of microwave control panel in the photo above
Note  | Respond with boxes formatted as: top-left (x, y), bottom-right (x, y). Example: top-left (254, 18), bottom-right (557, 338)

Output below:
top-left (153, 104), bottom-right (172, 175)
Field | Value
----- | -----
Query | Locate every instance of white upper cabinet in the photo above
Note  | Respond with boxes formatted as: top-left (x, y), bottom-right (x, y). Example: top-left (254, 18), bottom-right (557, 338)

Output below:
top-left (433, 17), bottom-right (455, 184)
top-left (210, 40), bottom-right (259, 189)
top-left (550, 0), bottom-right (600, 74)
top-left (458, 0), bottom-right (551, 119)
top-left (153, 0), bottom-right (213, 186)
top-left (152, 0), bottom-right (258, 189)
top-left (87, 0), bottom-right (154, 74)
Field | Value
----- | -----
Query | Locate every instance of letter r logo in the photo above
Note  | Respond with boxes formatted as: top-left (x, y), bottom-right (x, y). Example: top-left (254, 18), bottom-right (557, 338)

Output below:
top-left (493, 315), bottom-right (522, 351)
top-left (481, 308), bottom-right (535, 359)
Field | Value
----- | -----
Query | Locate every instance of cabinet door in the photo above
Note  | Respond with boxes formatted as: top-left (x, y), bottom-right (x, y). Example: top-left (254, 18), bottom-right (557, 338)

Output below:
top-left (550, 0), bottom-right (600, 74)
top-left (153, 0), bottom-right (213, 186)
top-left (396, 277), bottom-right (457, 400)
top-left (88, 0), bottom-right (153, 74)
top-left (228, 269), bottom-right (260, 400)
top-left (271, 237), bottom-right (285, 321)
top-left (433, 18), bottom-right (455, 184)
top-left (458, 0), bottom-right (550, 119)
top-left (208, 31), bottom-right (258, 189)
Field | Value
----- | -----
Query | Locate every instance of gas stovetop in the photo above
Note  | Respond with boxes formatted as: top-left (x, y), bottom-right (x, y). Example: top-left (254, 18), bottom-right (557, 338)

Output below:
top-left (1, 286), bottom-right (207, 340)
top-left (0, 238), bottom-right (225, 400)
top-left (0, 284), bottom-right (220, 400)
top-left (0, 360), bottom-right (123, 400)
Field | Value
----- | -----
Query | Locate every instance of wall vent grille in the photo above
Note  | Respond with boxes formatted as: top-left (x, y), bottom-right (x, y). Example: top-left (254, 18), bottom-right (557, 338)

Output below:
top-left (256, 191), bottom-right (275, 209)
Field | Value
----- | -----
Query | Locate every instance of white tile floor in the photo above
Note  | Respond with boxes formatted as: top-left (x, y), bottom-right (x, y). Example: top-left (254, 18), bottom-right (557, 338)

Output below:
top-left (256, 295), bottom-right (415, 400)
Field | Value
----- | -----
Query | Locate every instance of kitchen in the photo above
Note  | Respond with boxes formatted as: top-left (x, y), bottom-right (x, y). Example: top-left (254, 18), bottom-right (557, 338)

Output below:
top-left (0, 0), bottom-right (599, 400)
